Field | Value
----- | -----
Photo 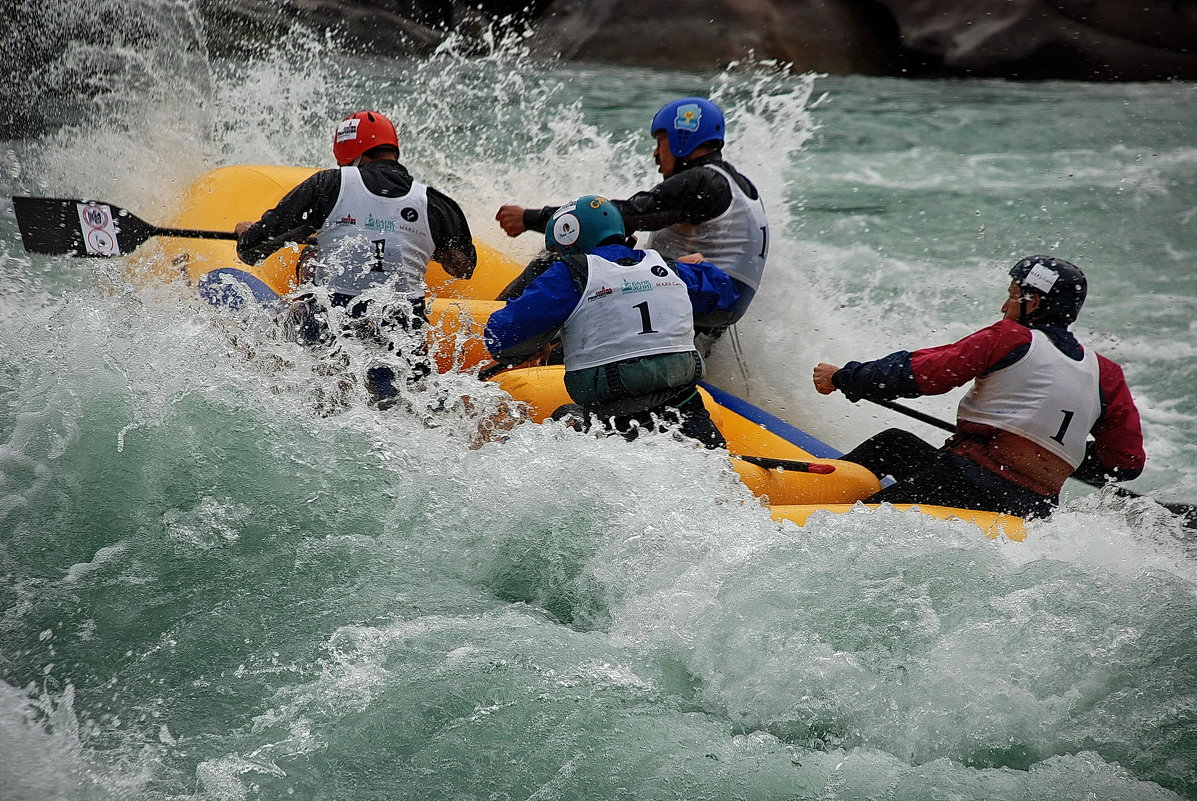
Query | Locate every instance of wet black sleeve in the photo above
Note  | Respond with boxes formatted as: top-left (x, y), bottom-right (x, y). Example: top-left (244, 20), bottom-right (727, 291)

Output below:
top-left (610, 168), bottom-right (732, 232)
top-left (521, 206), bottom-right (557, 234)
top-left (427, 187), bottom-right (477, 279)
top-left (518, 165), bottom-right (733, 236)
top-left (1072, 441), bottom-right (1144, 485)
top-left (236, 169), bottom-right (341, 265)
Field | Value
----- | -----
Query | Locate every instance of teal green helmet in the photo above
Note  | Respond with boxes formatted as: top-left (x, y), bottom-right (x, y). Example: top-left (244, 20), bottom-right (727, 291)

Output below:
top-left (545, 195), bottom-right (625, 256)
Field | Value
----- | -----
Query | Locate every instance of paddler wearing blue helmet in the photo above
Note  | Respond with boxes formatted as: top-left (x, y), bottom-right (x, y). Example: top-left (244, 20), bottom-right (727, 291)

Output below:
top-left (495, 97), bottom-right (767, 357)
top-left (484, 195), bottom-right (741, 449)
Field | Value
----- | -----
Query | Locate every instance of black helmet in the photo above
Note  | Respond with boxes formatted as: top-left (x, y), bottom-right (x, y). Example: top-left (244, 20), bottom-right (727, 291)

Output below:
top-left (1008, 256), bottom-right (1087, 326)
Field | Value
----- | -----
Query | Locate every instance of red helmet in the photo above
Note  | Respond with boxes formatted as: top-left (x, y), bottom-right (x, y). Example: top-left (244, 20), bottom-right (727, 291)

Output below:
top-left (332, 111), bottom-right (398, 166)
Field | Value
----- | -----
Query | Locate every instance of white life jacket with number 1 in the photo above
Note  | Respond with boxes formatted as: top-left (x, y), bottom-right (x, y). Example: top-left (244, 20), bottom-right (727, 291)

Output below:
top-left (316, 166), bottom-right (434, 300)
top-left (561, 250), bottom-right (695, 372)
top-left (956, 330), bottom-right (1101, 468)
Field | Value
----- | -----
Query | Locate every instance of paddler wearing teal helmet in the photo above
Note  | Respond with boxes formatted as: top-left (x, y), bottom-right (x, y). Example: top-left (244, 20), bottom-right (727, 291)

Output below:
top-left (484, 194), bottom-right (741, 449)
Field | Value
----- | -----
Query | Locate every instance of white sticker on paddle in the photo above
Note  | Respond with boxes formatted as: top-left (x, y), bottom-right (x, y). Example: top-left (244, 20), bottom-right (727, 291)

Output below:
top-left (1023, 262), bottom-right (1059, 294)
top-left (77, 202), bottom-right (119, 256)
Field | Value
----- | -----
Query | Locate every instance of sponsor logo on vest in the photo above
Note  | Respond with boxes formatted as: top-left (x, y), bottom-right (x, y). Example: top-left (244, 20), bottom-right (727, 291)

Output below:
top-left (586, 286), bottom-right (613, 302)
top-left (401, 207), bottom-right (419, 222)
top-left (654, 280), bottom-right (683, 289)
top-left (364, 213), bottom-right (397, 233)
top-left (621, 278), bottom-right (654, 294)
top-left (651, 264), bottom-right (669, 277)
top-left (334, 214), bottom-right (357, 226)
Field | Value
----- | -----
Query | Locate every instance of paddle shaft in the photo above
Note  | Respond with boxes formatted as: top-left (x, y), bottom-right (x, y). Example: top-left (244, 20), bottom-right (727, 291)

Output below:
top-left (868, 397), bottom-right (954, 434)
top-left (150, 227), bottom-right (239, 241)
top-left (865, 397), bottom-right (1197, 526)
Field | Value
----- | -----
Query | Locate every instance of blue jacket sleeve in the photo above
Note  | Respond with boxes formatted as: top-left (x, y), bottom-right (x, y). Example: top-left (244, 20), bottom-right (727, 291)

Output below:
top-left (484, 261), bottom-right (581, 364)
top-left (668, 258), bottom-right (740, 316)
top-left (832, 351), bottom-right (921, 402)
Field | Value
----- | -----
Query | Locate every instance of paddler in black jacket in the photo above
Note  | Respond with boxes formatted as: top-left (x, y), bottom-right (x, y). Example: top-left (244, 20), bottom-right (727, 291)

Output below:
top-left (495, 97), bottom-right (768, 356)
top-left (235, 110), bottom-right (476, 406)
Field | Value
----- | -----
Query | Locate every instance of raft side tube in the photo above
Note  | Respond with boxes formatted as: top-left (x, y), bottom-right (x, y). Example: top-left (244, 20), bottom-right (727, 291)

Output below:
top-left (131, 165), bottom-right (525, 303)
top-left (489, 365), bottom-right (882, 507)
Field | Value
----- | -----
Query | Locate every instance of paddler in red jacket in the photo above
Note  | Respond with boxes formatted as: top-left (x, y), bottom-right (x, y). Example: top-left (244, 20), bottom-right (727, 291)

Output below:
top-left (812, 256), bottom-right (1146, 518)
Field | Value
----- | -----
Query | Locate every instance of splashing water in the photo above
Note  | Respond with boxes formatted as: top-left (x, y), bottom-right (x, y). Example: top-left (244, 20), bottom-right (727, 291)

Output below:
top-left (1, 5), bottom-right (1196, 800)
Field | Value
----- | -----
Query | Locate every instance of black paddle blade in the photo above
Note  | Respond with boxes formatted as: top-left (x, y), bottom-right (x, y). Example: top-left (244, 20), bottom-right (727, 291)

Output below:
top-left (734, 454), bottom-right (836, 473)
top-left (1155, 498), bottom-right (1197, 529)
top-left (12, 196), bottom-right (156, 257)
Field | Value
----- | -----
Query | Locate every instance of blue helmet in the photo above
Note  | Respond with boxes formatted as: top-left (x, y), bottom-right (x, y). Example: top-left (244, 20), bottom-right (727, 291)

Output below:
top-left (545, 195), bottom-right (625, 256)
top-left (1009, 255), bottom-right (1087, 326)
top-left (651, 97), bottom-right (725, 159)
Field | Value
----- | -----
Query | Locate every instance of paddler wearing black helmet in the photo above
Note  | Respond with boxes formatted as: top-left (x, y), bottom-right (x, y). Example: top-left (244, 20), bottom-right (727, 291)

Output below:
top-left (811, 256), bottom-right (1146, 519)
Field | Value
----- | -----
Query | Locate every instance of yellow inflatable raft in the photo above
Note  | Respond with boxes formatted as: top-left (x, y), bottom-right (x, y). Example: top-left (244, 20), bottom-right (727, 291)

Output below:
top-left (135, 165), bottom-right (519, 301)
top-left (133, 165), bottom-right (511, 374)
top-left (771, 504), bottom-right (1024, 540)
top-left (125, 164), bottom-right (1023, 537)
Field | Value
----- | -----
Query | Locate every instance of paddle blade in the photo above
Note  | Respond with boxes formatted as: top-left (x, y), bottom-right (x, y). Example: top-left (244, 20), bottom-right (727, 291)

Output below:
top-left (12, 196), bottom-right (156, 257)
top-left (735, 454), bottom-right (837, 473)
top-left (1141, 494), bottom-right (1197, 529)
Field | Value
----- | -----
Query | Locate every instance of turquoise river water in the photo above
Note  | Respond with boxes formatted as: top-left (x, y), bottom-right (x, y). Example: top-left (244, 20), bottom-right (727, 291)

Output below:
top-left (1, 5), bottom-right (1196, 800)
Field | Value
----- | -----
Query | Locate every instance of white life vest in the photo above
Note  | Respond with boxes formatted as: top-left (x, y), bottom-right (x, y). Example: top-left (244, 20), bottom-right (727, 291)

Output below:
top-left (315, 166), bottom-right (434, 299)
top-left (561, 250), bottom-right (696, 371)
top-left (956, 330), bottom-right (1101, 468)
top-left (647, 164), bottom-right (768, 290)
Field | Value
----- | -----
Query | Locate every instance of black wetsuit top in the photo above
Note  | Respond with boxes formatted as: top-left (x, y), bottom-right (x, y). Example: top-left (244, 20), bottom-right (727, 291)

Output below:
top-left (236, 160), bottom-right (476, 271)
top-left (519, 153), bottom-right (761, 237)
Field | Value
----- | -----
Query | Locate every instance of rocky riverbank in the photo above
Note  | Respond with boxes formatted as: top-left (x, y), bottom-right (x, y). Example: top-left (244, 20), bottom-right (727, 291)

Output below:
top-left (2, 0), bottom-right (1192, 139)
top-left (206, 0), bottom-right (1197, 82)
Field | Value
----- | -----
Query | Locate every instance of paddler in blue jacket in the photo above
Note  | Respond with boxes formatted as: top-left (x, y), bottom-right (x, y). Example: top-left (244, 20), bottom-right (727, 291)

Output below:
top-left (484, 195), bottom-right (740, 449)
top-left (495, 97), bottom-right (767, 356)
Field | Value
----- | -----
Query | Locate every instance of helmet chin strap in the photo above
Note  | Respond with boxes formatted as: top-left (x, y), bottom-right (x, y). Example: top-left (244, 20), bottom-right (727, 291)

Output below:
top-left (1014, 284), bottom-right (1039, 325)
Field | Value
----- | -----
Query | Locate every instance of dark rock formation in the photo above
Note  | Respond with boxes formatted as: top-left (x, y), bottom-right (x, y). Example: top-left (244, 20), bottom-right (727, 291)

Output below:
top-left (195, 0), bottom-right (556, 58)
top-left (190, 0), bottom-right (1197, 81)
top-left (523, 0), bottom-right (905, 75)
top-left (3, 0), bottom-right (1193, 138)
top-left (525, 0), bottom-right (1197, 80)
top-left (196, 0), bottom-right (447, 57)
top-left (873, 0), bottom-right (1197, 80)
